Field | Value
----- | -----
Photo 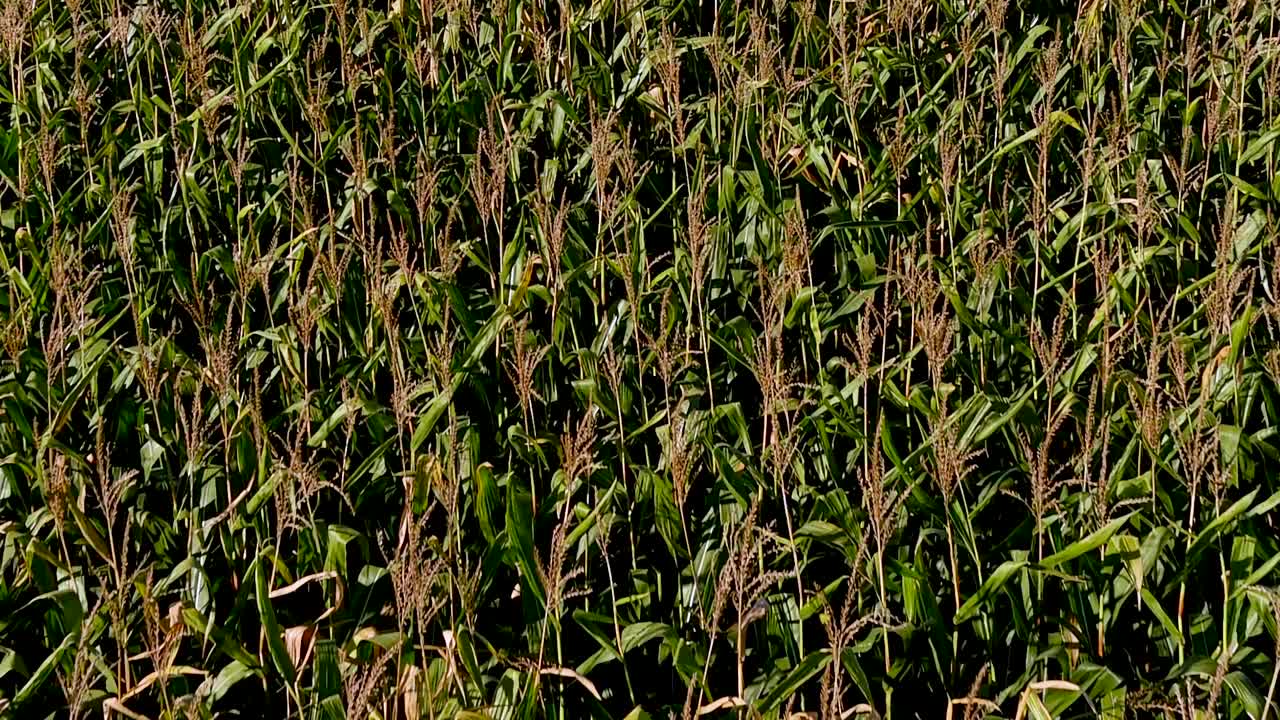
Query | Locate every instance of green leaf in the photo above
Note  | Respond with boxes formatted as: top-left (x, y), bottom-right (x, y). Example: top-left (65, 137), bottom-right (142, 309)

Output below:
top-left (209, 660), bottom-right (258, 703)
top-left (1023, 691), bottom-right (1054, 720)
top-left (311, 639), bottom-right (341, 699)
top-left (308, 402), bottom-right (353, 447)
top-left (1107, 534), bottom-right (1143, 599)
top-left (246, 474), bottom-right (279, 515)
top-left (181, 608), bottom-right (262, 669)
top-left (1223, 671), bottom-right (1263, 718)
top-left (956, 559), bottom-right (1028, 623)
top-left (67, 501), bottom-right (114, 567)
top-left (1040, 514), bottom-right (1132, 569)
top-left (120, 134), bottom-right (168, 169)
top-left (1227, 174), bottom-right (1269, 201)
top-left (474, 463), bottom-right (501, 543)
top-left (255, 554), bottom-right (297, 687)
top-left (621, 622), bottom-right (674, 653)
top-left (801, 577), bottom-right (847, 621)
top-left (1138, 588), bottom-right (1184, 645)
top-left (965, 384), bottom-right (1037, 445)
top-left (315, 695), bottom-right (346, 720)
top-left (1240, 128), bottom-right (1280, 164)
top-left (1186, 489), bottom-right (1258, 569)
top-left (455, 627), bottom-right (485, 700)
top-left (505, 483), bottom-right (545, 609)
top-left (756, 650), bottom-right (832, 713)
top-left (325, 525), bottom-right (359, 577)
top-left (13, 632), bottom-right (73, 706)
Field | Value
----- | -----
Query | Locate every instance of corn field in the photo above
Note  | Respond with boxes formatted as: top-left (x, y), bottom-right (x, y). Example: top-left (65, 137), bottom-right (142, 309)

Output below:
top-left (2, 0), bottom-right (1280, 717)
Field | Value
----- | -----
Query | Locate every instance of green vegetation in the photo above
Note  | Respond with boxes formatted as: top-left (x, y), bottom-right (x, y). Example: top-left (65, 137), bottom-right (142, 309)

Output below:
top-left (2, 0), bottom-right (1280, 717)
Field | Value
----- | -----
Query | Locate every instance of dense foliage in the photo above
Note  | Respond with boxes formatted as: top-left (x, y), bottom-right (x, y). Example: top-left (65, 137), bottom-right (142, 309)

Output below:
top-left (3, 0), bottom-right (1280, 717)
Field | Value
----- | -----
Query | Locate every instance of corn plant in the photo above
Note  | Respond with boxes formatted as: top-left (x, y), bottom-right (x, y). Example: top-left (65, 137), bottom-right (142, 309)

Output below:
top-left (1, 0), bottom-right (1280, 718)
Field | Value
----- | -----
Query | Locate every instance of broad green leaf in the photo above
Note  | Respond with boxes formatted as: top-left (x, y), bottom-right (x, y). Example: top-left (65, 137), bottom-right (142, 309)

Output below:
top-left (13, 632), bottom-right (73, 706)
top-left (621, 622), bottom-right (674, 653)
top-left (1040, 514), bottom-right (1132, 569)
top-left (1186, 489), bottom-right (1259, 570)
top-left (209, 660), bottom-right (258, 703)
top-left (311, 639), bottom-right (340, 699)
top-left (956, 559), bottom-right (1028, 623)
top-left (1138, 588), bottom-right (1184, 645)
top-left (255, 555), bottom-right (297, 687)
top-left (182, 608), bottom-right (262, 669)
top-left (756, 650), bottom-right (832, 713)
top-left (505, 483), bottom-right (545, 609)
top-left (474, 463), bottom-right (501, 543)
